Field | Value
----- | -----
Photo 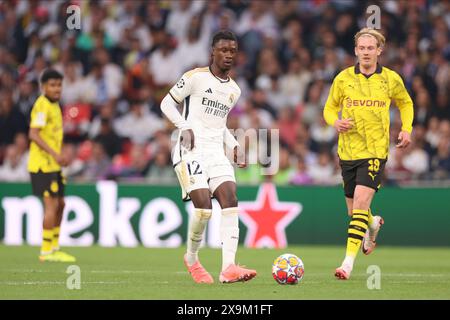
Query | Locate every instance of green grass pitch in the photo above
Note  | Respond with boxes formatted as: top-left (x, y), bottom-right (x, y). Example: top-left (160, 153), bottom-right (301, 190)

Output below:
top-left (0, 245), bottom-right (449, 299)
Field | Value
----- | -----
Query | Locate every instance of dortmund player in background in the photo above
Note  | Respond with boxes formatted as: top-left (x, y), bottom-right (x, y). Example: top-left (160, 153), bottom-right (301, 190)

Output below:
top-left (28, 69), bottom-right (75, 262)
top-left (323, 28), bottom-right (413, 280)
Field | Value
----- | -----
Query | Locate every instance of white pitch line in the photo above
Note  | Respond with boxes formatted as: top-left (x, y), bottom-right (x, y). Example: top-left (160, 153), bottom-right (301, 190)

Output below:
top-left (1, 269), bottom-right (152, 274)
top-left (89, 270), bottom-right (150, 274)
top-left (84, 281), bottom-right (128, 284)
top-left (2, 281), bottom-right (65, 285)
top-left (0, 269), bottom-right (53, 273)
top-left (389, 281), bottom-right (427, 284)
top-left (1, 281), bottom-right (128, 286)
top-left (381, 273), bottom-right (447, 277)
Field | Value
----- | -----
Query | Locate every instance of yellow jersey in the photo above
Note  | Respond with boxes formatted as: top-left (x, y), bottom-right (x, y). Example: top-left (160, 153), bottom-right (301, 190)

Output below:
top-left (27, 95), bottom-right (63, 173)
top-left (323, 64), bottom-right (414, 160)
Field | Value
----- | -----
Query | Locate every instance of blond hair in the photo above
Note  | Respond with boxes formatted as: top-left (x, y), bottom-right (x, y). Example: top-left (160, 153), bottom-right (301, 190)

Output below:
top-left (354, 28), bottom-right (386, 48)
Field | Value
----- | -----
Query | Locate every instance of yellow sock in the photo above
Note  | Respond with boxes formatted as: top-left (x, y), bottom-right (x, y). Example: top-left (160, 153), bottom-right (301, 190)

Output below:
top-left (368, 208), bottom-right (374, 229)
top-left (52, 226), bottom-right (60, 252)
top-left (41, 229), bottom-right (53, 255)
top-left (345, 209), bottom-right (369, 258)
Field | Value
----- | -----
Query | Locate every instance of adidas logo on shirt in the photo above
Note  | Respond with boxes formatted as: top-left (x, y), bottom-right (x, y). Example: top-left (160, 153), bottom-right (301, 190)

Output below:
top-left (205, 88), bottom-right (213, 93)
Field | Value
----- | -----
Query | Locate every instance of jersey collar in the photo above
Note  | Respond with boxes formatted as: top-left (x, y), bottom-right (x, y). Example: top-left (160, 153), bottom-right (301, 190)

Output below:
top-left (354, 63), bottom-right (382, 78)
top-left (209, 66), bottom-right (230, 83)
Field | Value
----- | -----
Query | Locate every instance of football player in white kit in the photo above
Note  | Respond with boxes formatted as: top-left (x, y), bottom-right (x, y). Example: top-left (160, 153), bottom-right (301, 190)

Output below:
top-left (160, 31), bottom-right (257, 284)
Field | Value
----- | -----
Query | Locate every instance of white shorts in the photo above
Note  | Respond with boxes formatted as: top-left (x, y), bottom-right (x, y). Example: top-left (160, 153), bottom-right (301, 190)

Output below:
top-left (174, 149), bottom-right (236, 201)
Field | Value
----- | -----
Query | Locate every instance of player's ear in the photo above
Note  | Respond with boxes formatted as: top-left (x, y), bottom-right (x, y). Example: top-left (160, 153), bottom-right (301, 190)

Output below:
top-left (377, 47), bottom-right (382, 56)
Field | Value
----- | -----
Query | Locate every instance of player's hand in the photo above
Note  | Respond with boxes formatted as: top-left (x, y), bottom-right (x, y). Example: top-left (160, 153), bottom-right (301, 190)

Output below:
top-left (180, 129), bottom-right (195, 151)
top-left (334, 118), bottom-right (353, 133)
top-left (396, 130), bottom-right (411, 148)
top-left (234, 146), bottom-right (246, 168)
top-left (54, 153), bottom-right (68, 167)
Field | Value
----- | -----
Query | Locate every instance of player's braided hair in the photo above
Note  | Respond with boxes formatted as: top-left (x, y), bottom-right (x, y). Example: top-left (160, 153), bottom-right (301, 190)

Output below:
top-left (212, 30), bottom-right (238, 47)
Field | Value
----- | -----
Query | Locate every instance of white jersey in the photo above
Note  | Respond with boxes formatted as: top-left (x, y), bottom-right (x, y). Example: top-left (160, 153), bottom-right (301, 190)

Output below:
top-left (169, 66), bottom-right (241, 165)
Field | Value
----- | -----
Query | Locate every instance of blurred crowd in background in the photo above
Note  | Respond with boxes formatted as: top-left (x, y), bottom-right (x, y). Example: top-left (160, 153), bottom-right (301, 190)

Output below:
top-left (0, 0), bottom-right (449, 186)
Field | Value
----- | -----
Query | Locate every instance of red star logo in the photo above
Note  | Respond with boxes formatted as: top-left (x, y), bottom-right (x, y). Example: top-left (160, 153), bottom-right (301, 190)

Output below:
top-left (239, 183), bottom-right (302, 248)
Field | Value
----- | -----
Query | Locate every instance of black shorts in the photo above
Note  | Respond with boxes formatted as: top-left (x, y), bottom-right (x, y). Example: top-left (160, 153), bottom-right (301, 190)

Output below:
top-left (30, 171), bottom-right (65, 198)
top-left (340, 158), bottom-right (387, 198)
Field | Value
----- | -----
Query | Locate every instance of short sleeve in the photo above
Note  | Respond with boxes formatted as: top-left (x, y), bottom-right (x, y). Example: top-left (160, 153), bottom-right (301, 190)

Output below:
top-left (168, 72), bottom-right (194, 104)
top-left (29, 100), bottom-right (47, 128)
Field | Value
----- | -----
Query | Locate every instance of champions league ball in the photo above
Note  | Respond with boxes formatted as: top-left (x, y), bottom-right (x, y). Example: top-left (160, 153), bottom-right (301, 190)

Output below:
top-left (272, 253), bottom-right (305, 285)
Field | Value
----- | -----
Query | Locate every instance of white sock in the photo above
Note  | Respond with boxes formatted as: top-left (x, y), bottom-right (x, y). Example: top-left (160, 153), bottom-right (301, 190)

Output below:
top-left (221, 207), bottom-right (239, 271)
top-left (186, 208), bottom-right (211, 266)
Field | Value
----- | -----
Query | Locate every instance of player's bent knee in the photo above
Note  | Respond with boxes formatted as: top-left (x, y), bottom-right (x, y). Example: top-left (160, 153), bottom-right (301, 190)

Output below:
top-left (221, 196), bottom-right (238, 209)
top-left (216, 188), bottom-right (238, 209)
top-left (190, 190), bottom-right (212, 209)
top-left (195, 202), bottom-right (212, 210)
top-left (44, 196), bottom-right (59, 210)
top-left (353, 186), bottom-right (375, 208)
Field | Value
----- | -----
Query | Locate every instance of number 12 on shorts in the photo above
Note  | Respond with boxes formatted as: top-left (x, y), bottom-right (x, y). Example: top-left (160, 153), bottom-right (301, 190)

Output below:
top-left (187, 161), bottom-right (203, 175)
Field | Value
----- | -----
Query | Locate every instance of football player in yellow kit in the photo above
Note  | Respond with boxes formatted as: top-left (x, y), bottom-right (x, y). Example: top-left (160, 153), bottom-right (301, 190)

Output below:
top-left (28, 69), bottom-right (75, 263)
top-left (323, 28), bottom-right (414, 280)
